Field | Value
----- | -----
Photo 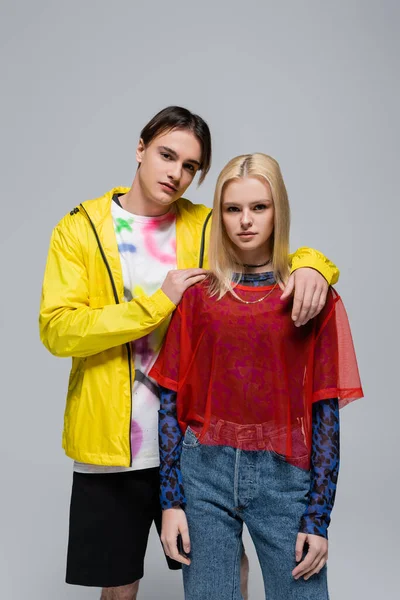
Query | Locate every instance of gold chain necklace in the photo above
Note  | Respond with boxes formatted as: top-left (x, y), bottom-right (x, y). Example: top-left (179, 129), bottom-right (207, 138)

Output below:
top-left (231, 283), bottom-right (278, 305)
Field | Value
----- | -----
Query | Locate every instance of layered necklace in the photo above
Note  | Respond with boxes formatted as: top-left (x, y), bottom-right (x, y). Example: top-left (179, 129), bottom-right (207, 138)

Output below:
top-left (232, 256), bottom-right (277, 305)
top-left (232, 282), bottom-right (278, 304)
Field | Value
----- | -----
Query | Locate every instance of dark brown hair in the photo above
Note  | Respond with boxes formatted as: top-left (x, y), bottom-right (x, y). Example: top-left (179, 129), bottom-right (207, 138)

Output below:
top-left (140, 106), bottom-right (212, 184)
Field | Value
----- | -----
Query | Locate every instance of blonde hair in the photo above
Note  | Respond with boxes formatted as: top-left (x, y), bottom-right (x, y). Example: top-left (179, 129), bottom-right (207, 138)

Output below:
top-left (208, 153), bottom-right (290, 298)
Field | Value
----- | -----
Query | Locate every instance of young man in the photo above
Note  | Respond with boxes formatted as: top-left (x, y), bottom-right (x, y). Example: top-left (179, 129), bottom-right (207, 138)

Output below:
top-left (39, 106), bottom-right (339, 600)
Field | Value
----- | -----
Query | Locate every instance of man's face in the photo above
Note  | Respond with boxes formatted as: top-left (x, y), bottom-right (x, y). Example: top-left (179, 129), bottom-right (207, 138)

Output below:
top-left (136, 128), bottom-right (202, 208)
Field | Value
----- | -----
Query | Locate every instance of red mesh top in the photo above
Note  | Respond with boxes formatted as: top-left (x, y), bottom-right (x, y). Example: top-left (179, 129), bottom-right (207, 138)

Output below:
top-left (150, 281), bottom-right (363, 469)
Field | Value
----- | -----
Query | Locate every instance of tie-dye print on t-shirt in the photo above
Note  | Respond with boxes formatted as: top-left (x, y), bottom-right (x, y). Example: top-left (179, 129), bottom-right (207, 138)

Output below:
top-left (74, 198), bottom-right (176, 473)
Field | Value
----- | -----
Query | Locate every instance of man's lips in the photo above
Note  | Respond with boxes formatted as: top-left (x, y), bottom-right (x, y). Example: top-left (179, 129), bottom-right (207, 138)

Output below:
top-left (159, 182), bottom-right (177, 193)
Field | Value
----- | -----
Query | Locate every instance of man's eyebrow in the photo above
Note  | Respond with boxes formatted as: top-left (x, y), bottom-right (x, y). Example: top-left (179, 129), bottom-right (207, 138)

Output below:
top-left (159, 146), bottom-right (201, 167)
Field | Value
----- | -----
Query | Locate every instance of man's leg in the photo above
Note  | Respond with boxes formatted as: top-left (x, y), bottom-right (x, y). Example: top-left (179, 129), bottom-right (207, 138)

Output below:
top-left (240, 549), bottom-right (249, 600)
top-left (66, 470), bottom-right (158, 590)
top-left (101, 581), bottom-right (140, 600)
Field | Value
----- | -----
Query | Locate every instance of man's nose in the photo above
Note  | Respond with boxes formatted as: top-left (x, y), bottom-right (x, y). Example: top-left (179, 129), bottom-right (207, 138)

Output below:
top-left (167, 162), bottom-right (182, 183)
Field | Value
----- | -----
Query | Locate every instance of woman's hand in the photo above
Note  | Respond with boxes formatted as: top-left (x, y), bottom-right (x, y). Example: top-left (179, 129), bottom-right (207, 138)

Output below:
top-left (281, 268), bottom-right (328, 326)
top-left (292, 532), bottom-right (328, 580)
top-left (161, 507), bottom-right (191, 565)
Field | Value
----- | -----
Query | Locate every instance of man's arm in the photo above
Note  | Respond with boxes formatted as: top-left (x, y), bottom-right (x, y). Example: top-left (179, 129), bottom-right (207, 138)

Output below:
top-left (284, 247), bottom-right (339, 326)
top-left (289, 246), bottom-right (339, 285)
top-left (39, 224), bottom-right (176, 358)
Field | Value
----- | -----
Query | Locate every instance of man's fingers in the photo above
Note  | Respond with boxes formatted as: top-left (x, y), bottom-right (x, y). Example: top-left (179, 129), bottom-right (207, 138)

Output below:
top-left (184, 274), bottom-right (207, 289)
top-left (280, 274), bottom-right (295, 300)
top-left (316, 286), bottom-right (328, 316)
top-left (183, 268), bottom-right (208, 278)
top-left (287, 269), bottom-right (330, 326)
top-left (301, 281), bottom-right (328, 324)
top-left (291, 281), bottom-right (305, 323)
top-left (304, 557), bottom-right (327, 581)
top-left (299, 287), bottom-right (322, 325)
top-left (294, 284), bottom-right (316, 326)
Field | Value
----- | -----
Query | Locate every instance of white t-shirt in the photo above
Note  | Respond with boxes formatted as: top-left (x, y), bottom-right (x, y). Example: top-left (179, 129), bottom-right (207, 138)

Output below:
top-left (74, 198), bottom-right (177, 473)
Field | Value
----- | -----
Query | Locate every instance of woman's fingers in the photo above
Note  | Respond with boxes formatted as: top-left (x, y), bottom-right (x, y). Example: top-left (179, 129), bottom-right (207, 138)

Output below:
top-left (164, 534), bottom-right (191, 565)
top-left (304, 556), bottom-right (327, 581)
top-left (292, 533), bottom-right (328, 580)
top-left (180, 525), bottom-right (191, 555)
top-left (295, 532), bottom-right (307, 563)
top-left (161, 508), bottom-right (191, 565)
top-left (292, 546), bottom-right (319, 579)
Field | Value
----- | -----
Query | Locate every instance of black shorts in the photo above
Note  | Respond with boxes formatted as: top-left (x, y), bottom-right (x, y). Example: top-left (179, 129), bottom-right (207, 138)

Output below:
top-left (66, 468), bottom-right (181, 588)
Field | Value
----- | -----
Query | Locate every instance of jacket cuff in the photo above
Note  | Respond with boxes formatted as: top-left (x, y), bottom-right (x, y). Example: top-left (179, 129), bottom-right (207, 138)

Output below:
top-left (290, 254), bottom-right (335, 285)
top-left (147, 288), bottom-right (177, 316)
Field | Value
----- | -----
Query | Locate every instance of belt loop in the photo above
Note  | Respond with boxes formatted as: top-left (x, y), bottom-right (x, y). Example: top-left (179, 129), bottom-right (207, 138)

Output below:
top-left (256, 424), bottom-right (265, 450)
top-left (213, 419), bottom-right (224, 442)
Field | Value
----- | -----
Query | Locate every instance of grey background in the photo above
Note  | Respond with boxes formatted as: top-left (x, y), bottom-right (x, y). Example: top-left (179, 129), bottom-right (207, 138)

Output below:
top-left (0, 1), bottom-right (398, 598)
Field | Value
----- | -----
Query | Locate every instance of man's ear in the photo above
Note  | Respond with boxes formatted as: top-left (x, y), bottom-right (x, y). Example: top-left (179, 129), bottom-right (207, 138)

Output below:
top-left (136, 138), bottom-right (145, 164)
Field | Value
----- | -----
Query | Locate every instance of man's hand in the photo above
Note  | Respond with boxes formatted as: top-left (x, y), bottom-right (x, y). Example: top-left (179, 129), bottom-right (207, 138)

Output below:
top-left (292, 532), bottom-right (328, 581)
top-left (281, 268), bottom-right (328, 326)
top-left (161, 269), bottom-right (207, 306)
top-left (161, 507), bottom-right (191, 566)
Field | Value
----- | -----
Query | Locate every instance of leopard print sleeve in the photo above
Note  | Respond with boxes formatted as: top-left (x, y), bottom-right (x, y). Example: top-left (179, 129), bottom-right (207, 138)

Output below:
top-left (299, 398), bottom-right (340, 539)
top-left (159, 386), bottom-right (186, 509)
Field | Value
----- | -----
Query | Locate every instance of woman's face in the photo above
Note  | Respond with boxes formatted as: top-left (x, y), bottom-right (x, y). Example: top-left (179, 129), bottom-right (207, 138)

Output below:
top-left (221, 176), bottom-right (275, 259)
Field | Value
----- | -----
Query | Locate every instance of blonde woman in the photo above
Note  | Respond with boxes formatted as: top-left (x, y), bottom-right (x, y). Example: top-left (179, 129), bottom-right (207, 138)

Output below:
top-left (150, 154), bottom-right (363, 600)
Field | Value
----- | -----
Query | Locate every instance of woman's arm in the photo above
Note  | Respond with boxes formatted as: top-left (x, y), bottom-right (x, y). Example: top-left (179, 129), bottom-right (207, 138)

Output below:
top-left (159, 386), bottom-right (186, 509)
top-left (159, 385), bottom-right (191, 565)
top-left (292, 398), bottom-right (339, 580)
top-left (300, 398), bottom-right (340, 538)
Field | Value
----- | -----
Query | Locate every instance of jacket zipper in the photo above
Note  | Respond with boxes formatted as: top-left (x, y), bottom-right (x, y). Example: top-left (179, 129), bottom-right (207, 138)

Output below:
top-left (198, 210), bottom-right (212, 268)
top-left (78, 204), bottom-right (133, 466)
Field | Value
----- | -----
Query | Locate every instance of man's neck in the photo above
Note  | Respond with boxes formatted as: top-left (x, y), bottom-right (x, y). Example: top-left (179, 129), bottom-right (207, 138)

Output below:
top-left (118, 178), bottom-right (172, 217)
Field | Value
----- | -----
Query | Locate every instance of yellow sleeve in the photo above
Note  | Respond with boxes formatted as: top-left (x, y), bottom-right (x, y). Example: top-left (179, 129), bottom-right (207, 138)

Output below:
top-left (39, 225), bottom-right (176, 358)
top-left (288, 247), bottom-right (339, 285)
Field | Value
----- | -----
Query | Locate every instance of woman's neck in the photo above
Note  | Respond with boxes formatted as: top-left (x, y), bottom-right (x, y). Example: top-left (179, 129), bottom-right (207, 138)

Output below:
top-left (235, 249), bottom-right (273, 274)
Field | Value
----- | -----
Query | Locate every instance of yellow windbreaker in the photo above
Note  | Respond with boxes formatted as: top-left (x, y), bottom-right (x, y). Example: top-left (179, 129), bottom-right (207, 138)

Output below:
top-left (39, 187), bottom-right (339, 466)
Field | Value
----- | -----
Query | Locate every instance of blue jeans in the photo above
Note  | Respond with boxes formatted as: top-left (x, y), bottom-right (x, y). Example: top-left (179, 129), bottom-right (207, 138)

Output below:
top-left (181, 427), bottom-right (329, 600)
